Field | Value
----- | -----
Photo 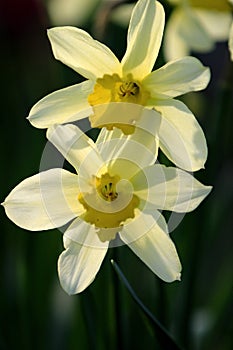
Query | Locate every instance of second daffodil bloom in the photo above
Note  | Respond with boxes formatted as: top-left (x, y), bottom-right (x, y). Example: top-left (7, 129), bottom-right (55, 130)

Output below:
top-left (28, 0), bottom-right (210, 172)
top-left (2, 117), bottom-right (212, 295)
top-left (229, 21), bottom-right (233, 60)
top-left (165, 0), bottom-right (232, 61)
top-left (228, 0), bottom-right (233, 60)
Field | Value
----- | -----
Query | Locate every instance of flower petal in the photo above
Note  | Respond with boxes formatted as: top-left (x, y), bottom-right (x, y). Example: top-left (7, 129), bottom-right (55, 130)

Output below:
top-left (47, 124), bottom-right (104, 176)
top-left (154, 99), bottom-right (207, 171)
top-left (2, 169), bottom-right (83, 230)
top-left (194, 9), bottom-right (232, 41)
top-left (120, 212), bottom-right (181, 282)
top-left (143, 56), bottom-right (210, 98)
top-left (48, 0), bottom-right (99, 26)
top-left (163, 8), bottom-right (213, 61)
top-left (48, 26), bottom-right (121, 80)
top-left (111, 3), bottom-right (134, 27)
top-left (229, 21), bottom-right (233, 61)
top-left (175, 8), bottom-right (214, 52)
top-left (27, 81), bottom-right (94, 129)
top-left (95, 108), bottom-right (161, 178)
top-left (122, 0), bottom-right (165, 79)
top-left (132, 164), bottom-right (212, 212)
top-left (163, 8), bottom-right (189, 62)
top-left (58, 218), bottom-right (108, 294)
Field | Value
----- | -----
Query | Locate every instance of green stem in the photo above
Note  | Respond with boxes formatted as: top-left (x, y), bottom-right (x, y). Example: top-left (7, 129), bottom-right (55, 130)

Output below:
top-left (111, 250), bottom-right (124, 350)
top-left (111, 259), bottom-right (183, 350)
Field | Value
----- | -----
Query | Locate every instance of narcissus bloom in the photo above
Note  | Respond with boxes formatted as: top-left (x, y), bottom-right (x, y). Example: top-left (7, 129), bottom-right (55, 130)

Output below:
top-left (47, 0), bottom-right (99, 26)
top-left (2, 117), bottom-right (212, 294)
top-left (28, 0), bottom-right (210, 172)
top-left (228, 1), bottom-right (233, 60)
top-left (229, 22), bottom-right (233, 60)
top-left (165, 0), bottom-right (232, 61)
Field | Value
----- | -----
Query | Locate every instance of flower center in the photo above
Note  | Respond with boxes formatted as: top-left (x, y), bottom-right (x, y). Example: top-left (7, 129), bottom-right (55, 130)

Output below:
top-left (189, 0), bottom-right (230, 11)
top-left (118, 81), bottom-right (140, 98)
top-left (96, 173), bottom-right (119, 202)
top-left (87, 73), bottom-right (150, 134)
top-left (78, 172), bottom-right (140, 230)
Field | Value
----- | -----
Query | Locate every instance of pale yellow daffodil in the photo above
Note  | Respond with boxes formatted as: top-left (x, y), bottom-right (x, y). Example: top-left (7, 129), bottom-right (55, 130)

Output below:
top-left (165, 0), bottom-right (232, 61)
top-left (47, 0), bottom-right (100, 26)
top-left (2, 117), bottom-right (211, 294)
top-left (228, 0), bottom-right (233, 60)
top-left (28, 0), bottom-right (210, 172)
top-left (229, 22), bottom-right (233, 60)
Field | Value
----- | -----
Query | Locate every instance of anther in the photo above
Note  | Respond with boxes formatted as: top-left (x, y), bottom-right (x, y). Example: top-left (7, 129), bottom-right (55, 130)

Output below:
top-left (118, 81), bottom-right (139, 98)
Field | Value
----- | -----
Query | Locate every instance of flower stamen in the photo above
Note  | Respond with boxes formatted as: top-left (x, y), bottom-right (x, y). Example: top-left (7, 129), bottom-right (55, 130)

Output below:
top-left (118, 82), bottom-right (140, 98)
top-left (87, 74), bottom-right (150, 134)
top-left (78, 172), bottom-right (140, 230)
top-left (96, 174), bottom-right (119, 202)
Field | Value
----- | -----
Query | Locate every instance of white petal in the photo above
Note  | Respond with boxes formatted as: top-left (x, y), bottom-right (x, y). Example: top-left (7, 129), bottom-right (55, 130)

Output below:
top-left (96, 126), bottom-right (123, 148)
top-left (194, 9), bottom-right (232, 41)
top-left (122, 0), bottom-right (165, 79)
top-left (132, 164), bottom-right (212, 212)
top-left (27, 81), bottom-right (93, 129)
top-left (48, 26), bottom-right (121, 80)
top-left (143, 56), bottom-right (210, 98)
top-left (163, 9), bottom-right (189, 62)
top-left (176, 8), bottom-right (214, 52)
top-left (48, 0), bottom-right (99, 26)
top-left (47, 124), bottom-right (104, 176)
top-left (96, 107), bottom-right (161, 175)
top-left (120, 212), bottom-right (181, 282)
top-left (229, 20), bottom-right (233, 61)
top-left (154, 99), bottom-right (207, 171)
top-left (96, 108), bottom-right (161, 167)
top-left (2, 169), bottom-right (83, 230)
top-left (163, 8), bottom-right (213, 61)
top-left (58, 218), bottom-right (108, 294)
top-left (111, 3), bottom-right (134, 27)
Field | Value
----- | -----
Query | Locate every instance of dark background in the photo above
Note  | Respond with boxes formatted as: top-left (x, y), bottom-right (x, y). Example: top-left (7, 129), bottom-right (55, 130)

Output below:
top-left (1, 1), bottom-right (233, 349)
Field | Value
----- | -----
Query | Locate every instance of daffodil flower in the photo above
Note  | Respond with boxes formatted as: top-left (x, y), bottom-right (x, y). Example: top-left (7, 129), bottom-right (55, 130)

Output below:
top-left (47, 0), bottom-right (100, 26)
top-left (2, 116), bottom-right (212, 294)
top-left (165, 0), bottom-right (232, 61)
top-left (228, 0), bottom-right (233, 60)
top-left (28, 0), bottom-right (210, 172)
top-left (229, 22), bottom-right (233, 60)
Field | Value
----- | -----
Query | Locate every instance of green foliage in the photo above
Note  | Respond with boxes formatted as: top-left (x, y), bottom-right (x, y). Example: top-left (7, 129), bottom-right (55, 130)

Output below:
top-left (1, 1), bottom-right (233, 350)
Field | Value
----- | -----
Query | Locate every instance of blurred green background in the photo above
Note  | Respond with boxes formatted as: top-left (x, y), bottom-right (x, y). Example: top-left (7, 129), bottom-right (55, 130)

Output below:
top-left (1, 1), bottom-right (233, 349)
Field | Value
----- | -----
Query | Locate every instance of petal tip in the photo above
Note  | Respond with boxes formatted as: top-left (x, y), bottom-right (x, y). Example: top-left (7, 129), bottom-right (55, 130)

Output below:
top-left (206, 185), bottom-right (213, 195)
top-left (47, 27), bottom-right (56, 36)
